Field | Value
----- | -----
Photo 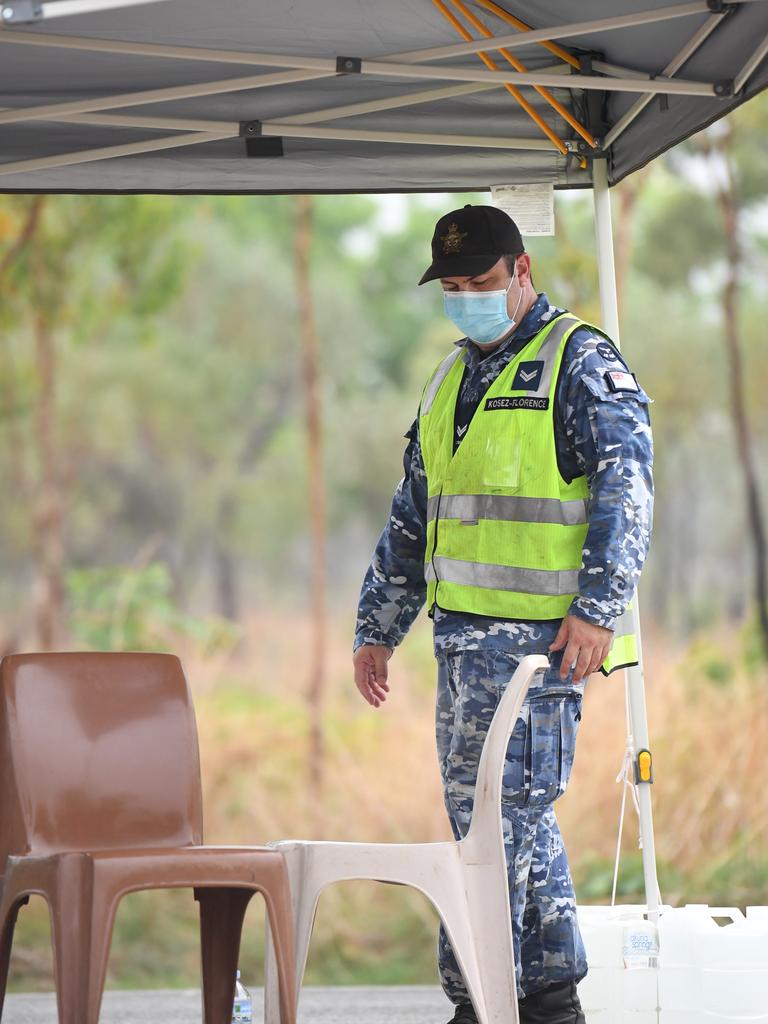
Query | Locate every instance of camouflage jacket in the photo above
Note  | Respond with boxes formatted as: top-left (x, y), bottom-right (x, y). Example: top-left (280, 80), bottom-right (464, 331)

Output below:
top-left (354, 293), bottom-right (654, 656)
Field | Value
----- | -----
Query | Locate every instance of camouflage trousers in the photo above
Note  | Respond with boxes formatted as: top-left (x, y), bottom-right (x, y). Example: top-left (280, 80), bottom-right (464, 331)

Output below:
top-left (435, 648), bottom-right (588, 1002)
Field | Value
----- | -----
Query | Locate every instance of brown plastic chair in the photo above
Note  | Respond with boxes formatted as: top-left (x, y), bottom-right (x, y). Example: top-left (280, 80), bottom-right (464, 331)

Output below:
top-left (0, 651), bottom-right (297, 1024)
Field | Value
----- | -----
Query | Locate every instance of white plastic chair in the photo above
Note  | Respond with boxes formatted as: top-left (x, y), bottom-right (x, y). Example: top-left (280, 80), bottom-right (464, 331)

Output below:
top-left (263, 654), bottom-right (549, 1024)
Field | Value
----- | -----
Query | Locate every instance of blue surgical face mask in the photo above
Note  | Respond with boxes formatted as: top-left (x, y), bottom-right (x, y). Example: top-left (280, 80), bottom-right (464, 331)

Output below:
top-left (443, 270), bottom-right (522, 345)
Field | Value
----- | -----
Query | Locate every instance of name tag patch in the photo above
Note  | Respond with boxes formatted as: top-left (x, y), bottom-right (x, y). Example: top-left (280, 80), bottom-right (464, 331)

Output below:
top-left (485, 396), bottom-right (550, 411)
top-left (606, 370), bottom-right (639, 393)
top-left (511, 360), bottom-right (544, 390)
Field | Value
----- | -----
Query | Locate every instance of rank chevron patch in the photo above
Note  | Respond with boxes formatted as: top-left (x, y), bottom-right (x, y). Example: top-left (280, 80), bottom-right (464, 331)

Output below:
top-left (512, 360), bottom-right (544, 391)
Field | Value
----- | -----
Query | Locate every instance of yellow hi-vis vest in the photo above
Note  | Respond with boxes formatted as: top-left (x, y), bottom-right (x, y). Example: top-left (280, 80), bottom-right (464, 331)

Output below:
top-left (419, 311), bottom-right (637, 676)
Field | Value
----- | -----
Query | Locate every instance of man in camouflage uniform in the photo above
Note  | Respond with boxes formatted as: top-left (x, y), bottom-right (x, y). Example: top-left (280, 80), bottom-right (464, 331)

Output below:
top-left (352, 205), bottom-right (653, 1024)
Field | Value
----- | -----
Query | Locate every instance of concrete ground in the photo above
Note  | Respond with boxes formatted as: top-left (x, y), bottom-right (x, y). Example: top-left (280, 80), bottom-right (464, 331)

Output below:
top-left (3, 985), bottom-right (456, 1023)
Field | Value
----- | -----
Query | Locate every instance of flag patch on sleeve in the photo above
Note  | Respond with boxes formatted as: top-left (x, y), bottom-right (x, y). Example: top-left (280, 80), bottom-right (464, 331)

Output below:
top-left (606, 370), bottom-right (639, 393)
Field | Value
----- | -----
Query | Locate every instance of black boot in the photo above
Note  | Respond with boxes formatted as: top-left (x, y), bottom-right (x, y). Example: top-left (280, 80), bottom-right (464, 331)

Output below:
top-left (517, 981), bottom-right (585, 1024)
top-left (446, 1002), bottom-right (478, 1024)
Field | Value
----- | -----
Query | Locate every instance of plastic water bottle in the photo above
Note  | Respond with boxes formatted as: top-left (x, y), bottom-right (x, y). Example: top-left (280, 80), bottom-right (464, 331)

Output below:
top-left (623, 918), bottom-right (659, 969)
top-left (232, 969), bottom-right (252, 1024)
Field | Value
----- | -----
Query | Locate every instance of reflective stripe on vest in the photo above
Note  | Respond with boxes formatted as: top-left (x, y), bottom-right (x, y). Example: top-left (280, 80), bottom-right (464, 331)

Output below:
top-left (426, 493), bottom-right (589, 527)
top-left (425, 557), bottom-right (580, 596)
top-left (420, 346), bottom-right (464, 416)
top-left (418, 312), bottom-right (638, 675)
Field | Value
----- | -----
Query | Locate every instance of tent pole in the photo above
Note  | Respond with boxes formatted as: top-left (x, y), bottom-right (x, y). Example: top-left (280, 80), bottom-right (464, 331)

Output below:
top-left (291, 59), bottom-right (719, 96)
top-left (0, 122), bottom-right (557, 178)
top-left (734, 31), bottom-right (768, 91)
top-left (0, 57), bottom-right (722, 132)
top-left (0, 129), bottom-right (237, 176)
top-left (592, 157), bottom-right (661, 924)
top-left (0, 68), bottom-right (338, 127)
top-left (396, 0), bottom-right (738, 61)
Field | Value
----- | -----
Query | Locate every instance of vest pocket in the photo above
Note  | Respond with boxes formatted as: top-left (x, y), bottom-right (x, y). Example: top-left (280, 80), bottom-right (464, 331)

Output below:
top-left (480, 433), bottom-right (521, 490)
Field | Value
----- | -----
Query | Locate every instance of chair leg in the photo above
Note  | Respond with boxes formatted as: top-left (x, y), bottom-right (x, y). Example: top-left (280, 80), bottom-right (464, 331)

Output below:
top-left (414, 853), bottom-right (517, 1024)
top-left (49, 856), bottom-right (118, 1024)
top-left (431, 891), bottom-right (487, 1023)
top-left (0, 895), bottom-right (29, 1018)
top-left (462, 864), bottom-right (520, 1024)
top-left (195, 886), bottom-right (254, 1024)
top-left (264, 850), bottom-right (316, 1024)
top-left (263, 885), bottom-right (298, 1024)
top-left (264, 915), bottom-right (281, 1024)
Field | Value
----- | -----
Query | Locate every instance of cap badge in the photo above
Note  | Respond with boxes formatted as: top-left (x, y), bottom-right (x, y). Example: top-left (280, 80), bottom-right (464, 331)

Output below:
top-left (441, 222), bottom-right (468, 254)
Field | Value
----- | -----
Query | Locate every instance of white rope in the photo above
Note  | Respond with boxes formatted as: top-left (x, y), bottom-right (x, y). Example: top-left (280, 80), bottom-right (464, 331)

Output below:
top-left (611, 739), bottom-right (640, 906)
top-left (611, 673), bottom-right (660, 908)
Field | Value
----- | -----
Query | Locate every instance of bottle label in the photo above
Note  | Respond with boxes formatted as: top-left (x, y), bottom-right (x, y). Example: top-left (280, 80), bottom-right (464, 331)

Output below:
top-left (232, 998), bottom-right (252, 1023)
top-left (623, 931), bottom-right (656, 956)
top-left (622, 927), bottom-right (660, 969)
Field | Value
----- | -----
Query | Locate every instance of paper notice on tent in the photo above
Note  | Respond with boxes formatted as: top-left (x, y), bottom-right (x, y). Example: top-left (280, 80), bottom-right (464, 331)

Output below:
top-left (490, 183), bottom-right (554, 236)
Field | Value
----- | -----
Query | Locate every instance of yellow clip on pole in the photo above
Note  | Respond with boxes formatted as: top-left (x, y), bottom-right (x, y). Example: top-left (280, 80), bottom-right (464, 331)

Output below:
top-left (636, 749), bottom-right (654, 784)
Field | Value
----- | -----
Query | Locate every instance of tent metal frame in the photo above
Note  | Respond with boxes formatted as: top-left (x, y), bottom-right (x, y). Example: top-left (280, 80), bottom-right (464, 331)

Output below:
top-left (0, 0), bottom-right (766, 178)
top-left (735, 30), bottom-right (768, 90)
top-left (603, 8), bottom-right (729, 148)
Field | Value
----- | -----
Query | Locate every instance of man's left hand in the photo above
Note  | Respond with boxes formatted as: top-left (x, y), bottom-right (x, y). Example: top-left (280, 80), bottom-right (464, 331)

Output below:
top-left (549, 614), bottom-right (614, 682)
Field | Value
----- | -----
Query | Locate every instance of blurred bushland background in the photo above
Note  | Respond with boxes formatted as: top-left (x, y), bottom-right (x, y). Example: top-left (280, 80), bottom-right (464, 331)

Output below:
top-left (1, 94), bottom-right (767, 992)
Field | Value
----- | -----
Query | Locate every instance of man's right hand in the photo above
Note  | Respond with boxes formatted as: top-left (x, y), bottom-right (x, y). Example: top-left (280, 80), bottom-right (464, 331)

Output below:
top-left (353, 643), bottom-right (393, 709)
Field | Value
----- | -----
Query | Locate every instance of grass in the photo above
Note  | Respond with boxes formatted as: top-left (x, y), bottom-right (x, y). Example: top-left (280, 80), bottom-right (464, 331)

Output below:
top-left (6, 611), bottom-right (768, 991)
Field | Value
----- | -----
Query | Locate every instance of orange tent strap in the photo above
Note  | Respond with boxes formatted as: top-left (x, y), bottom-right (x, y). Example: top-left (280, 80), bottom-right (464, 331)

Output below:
top-left (473, 0), bottom-right (581, 70)
top-left (432, 0), bottom-right (568, 156)
top-left (433, 0), bottom-right (471, 38)
top-left (450, 0), bottom-right (597, 148)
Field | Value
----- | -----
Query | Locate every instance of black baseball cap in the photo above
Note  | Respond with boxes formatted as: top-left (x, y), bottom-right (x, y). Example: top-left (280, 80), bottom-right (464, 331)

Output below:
top-left (418, 204), bottom-right (525, 285)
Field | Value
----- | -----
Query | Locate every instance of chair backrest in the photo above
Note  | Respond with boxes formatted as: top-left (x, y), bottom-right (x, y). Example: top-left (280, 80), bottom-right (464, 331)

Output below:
top-left (0, 652), bottom-right (204, 862)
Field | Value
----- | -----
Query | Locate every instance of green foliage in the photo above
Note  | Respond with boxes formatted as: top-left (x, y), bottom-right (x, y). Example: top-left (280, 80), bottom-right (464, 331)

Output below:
top-left (634, 173), bottom-right (723, 287)
top-left (0, 195), bottom-right (191, 338)
top-left (66, 563), bottom-right (239, 654)
top-left (303, 887), bottom-right (438, 986)
top-left (529, 196), bottom-right (600, 317)
top-left (686, 630), bottom-right (756, 687)
top-left (575, 852), bottom-right (685, 904)
top-left (701, 849), bottom-right (768, 907)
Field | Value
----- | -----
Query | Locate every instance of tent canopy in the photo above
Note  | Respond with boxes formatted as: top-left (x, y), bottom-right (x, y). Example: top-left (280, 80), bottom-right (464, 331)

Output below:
top-left (0, 0), bottom-right (767, 193)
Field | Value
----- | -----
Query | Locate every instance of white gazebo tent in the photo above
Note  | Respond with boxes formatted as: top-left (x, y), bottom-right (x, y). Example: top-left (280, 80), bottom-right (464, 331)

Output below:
top-left (2, 0), bottom-right (767, 943)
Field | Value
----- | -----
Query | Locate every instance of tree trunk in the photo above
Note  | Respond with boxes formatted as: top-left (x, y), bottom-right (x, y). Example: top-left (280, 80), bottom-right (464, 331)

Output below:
top-left (33, 310), bottom-right (65, 650)
top-left (711, 127), bottom-right (768, 656)
top-left (0, 197), bottom-right (44, 280)
top-left (211, 375), bottom-right (294, 635)
top-left (214, 493), bottom-right (240, 622)
top-left (0, 198), bottom-right (44, 498)
top-left (295, 194), bottom-right (327, 799)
